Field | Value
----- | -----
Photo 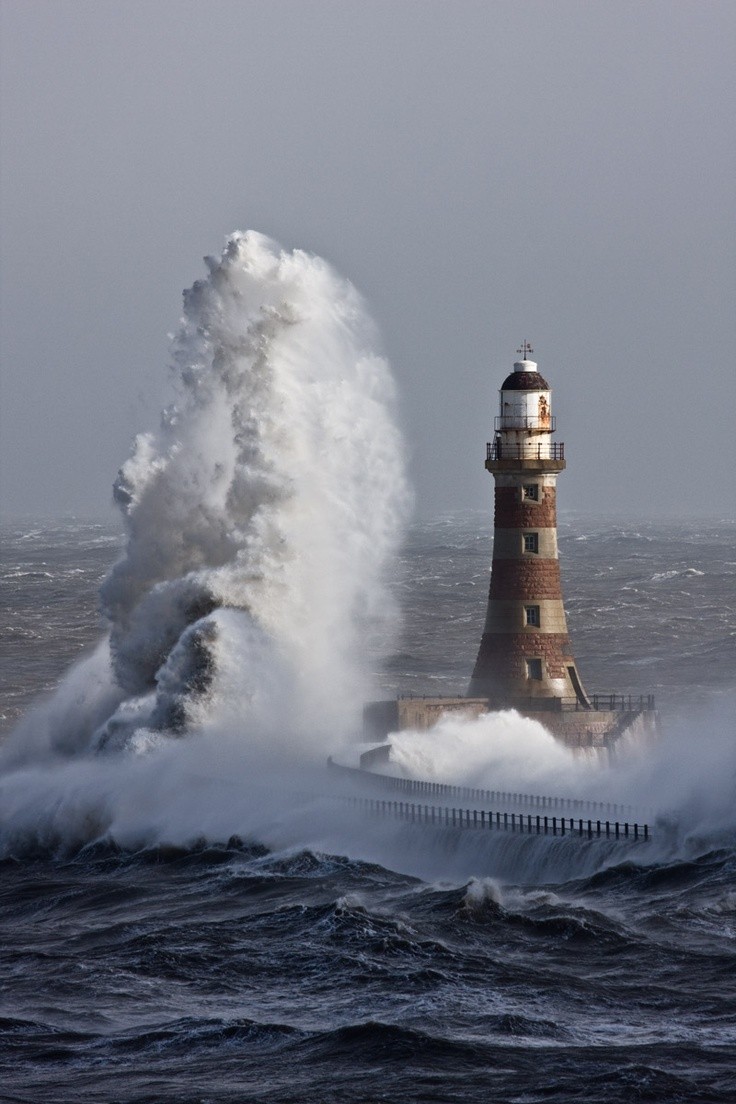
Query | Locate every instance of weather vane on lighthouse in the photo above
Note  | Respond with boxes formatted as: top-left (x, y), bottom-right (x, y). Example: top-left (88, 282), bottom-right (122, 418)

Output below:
top-left (517, 340), bottom-right (534, 360)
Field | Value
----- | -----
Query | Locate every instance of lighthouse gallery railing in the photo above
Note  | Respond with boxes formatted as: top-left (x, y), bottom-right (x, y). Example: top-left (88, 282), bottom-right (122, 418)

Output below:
top-left (487, 441), bottom-right (565, 461)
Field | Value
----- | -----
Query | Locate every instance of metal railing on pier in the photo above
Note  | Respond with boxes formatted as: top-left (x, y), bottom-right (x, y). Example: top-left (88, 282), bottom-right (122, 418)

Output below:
top-left (395, 692), bottom-right (655, 713)
top-left (338, 793), bottom-right (649, 843)
top-left (327, 758), bottom-right (653, 820)
top-left (580, 694), bottom-right (655, 713)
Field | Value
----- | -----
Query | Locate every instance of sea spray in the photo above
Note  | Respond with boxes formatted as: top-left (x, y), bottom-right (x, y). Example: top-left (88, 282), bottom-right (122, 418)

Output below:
top-left (3, 231), bottom-right (410, 777)
top-left (384, 709), bottom-right (596, 792)
top-left (377, 696), bottom-right (736, 861)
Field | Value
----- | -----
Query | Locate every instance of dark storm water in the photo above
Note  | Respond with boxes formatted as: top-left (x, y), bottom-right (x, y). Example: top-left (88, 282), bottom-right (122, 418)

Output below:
top-left (1, 513), bottom-right (735, 1103)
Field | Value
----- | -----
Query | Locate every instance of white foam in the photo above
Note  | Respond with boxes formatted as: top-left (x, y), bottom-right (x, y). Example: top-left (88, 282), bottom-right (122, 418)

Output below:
top-left (385, 709), bottom-right (591, 792)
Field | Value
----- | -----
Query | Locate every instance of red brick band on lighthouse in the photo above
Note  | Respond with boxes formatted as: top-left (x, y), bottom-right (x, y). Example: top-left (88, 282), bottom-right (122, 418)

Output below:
top-left (468, 346), bottom-right (589, 709)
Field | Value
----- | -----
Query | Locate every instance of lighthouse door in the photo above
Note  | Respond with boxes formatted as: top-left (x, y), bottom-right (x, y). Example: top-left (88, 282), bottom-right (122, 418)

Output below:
top-left (567, 666), bottom-right (590, 708)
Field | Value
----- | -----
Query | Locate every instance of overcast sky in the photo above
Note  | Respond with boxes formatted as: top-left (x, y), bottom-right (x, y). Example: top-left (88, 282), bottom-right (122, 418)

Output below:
top-left (1, 0), bottom-right (734, 521)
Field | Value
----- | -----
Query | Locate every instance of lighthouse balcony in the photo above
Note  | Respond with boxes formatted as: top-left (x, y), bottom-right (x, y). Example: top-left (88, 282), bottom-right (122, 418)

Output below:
top-left (494, 415), bottom-right (556, 433)
top-left (486, 441), bottom-right (566, 472)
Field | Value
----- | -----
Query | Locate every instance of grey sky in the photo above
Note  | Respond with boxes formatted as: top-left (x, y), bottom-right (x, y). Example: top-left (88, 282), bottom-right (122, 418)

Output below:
top-left (1, 0), bottom-right (733, 520)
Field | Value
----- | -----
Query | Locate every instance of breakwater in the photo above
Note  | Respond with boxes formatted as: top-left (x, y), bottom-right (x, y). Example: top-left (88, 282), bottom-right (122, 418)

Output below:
top-left (327, 760), bottom-right (651, 842)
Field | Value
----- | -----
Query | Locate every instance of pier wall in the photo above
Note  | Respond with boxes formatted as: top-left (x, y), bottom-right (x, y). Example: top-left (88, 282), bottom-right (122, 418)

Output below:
top-left (363, 696), bottom-right (659, 754)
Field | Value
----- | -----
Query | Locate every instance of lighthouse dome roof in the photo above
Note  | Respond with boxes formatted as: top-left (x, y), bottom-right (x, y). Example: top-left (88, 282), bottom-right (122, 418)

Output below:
top-left (501, 360), bottom-right (550, 390)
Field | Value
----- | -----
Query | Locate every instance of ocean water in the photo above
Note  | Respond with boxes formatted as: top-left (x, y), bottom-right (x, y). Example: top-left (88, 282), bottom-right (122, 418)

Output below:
top-left (1, 512), bottom-right (735, 1104)
top-left (1, 233), bottom-right (735, 1101)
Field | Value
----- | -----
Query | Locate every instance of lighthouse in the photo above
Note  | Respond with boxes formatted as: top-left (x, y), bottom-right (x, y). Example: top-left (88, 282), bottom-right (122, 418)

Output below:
top-left (468, 343), bottom-right (588, 709)
top-left (361, 343), bottom-right (658, 758)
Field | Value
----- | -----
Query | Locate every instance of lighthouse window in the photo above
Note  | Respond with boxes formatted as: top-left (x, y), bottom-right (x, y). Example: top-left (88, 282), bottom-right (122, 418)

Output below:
top-left (523, 484), bottom-right (539, 501)
top-left (526, 658), bottom-right (543, 680)
top-left (524, 532), bottom-right (539, 553)
top-left (525, 605), bottom-right (540, 627)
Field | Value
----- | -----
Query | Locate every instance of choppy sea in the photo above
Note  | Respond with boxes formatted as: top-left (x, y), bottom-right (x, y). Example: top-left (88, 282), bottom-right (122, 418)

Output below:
top-left (1, 512), bottom-right (735, 1103)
